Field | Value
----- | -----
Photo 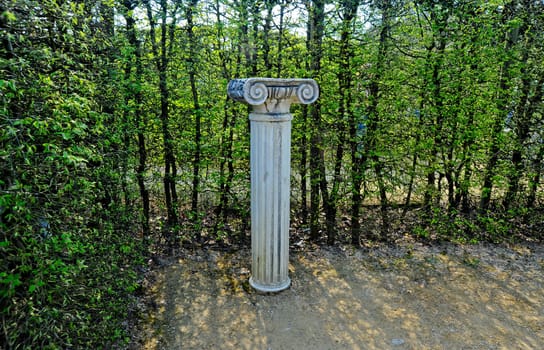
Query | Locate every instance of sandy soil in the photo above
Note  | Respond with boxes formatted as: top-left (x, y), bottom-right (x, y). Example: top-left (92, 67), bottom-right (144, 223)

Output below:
top-left (132, 240), bottom-right (544, 350)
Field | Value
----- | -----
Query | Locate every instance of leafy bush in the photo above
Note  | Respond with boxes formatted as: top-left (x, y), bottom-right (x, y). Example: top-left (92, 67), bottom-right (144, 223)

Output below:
top-left (1, 5), bottom-right (145, 346)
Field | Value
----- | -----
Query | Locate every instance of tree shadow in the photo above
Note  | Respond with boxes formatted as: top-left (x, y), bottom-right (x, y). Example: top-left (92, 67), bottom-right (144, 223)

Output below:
top-left (138, 243), bottom-right (544, 349)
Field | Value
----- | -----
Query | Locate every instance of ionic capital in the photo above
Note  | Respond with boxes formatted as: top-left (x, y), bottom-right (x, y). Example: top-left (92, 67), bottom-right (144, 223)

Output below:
top-left (227, 78), bottom-right (319, 114)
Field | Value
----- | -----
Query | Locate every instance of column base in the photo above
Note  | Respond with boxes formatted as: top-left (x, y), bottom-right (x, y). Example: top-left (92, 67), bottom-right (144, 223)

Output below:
top-left (249, 276), bottom-right (291, 293)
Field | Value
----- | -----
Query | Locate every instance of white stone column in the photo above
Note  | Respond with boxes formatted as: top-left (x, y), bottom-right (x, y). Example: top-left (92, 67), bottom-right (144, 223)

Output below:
top-left (227, 78), bottom-right (319, 292)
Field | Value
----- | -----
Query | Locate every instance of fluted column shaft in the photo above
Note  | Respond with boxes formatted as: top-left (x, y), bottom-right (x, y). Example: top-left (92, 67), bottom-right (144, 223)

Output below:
top-left (227, 78), bottom-right (319, 292)
top-left (249, 112), bottom-right (292, 291)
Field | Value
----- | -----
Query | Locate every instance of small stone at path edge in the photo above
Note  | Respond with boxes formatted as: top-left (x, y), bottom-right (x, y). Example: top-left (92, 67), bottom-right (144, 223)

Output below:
top-left (392, 338), bottom-right (405, 346)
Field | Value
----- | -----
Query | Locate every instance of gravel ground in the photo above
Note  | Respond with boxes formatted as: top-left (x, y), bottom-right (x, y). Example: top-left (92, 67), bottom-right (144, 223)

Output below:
top-left (131, 240), bottom-right (544, 350)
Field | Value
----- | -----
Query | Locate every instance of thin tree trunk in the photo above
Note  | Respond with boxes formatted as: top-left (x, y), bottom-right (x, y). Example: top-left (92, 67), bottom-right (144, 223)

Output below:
top-left (458, 104), bottom-right (476, 213)
top-left (362, 1), bottom-right (392, 238)
top-left (186, 0), bottom-right (202, 216)
top-left (263, 0), bottom-right (274, 74)
top-left (145, 0), bottom-right (178, 227)
top-left (403, 150), bottom-right (418, 216)
top-left (480, 113), bottom-right (506, 212)
top-left (455, 3), bottom-right (485, 213)
top-left (349, 112), bottom-right (365, 244)
top-left (457, 63), bottom-right (478, 212)
top-left (300, 105), bottom-right (309, 226)
top-left (445, 144), bottom-right (455, 210)
top-left (307, 0), bottom-right (328, 242)
top-left (527, 140), bottom-right (544, 208)
top-left (214, 0), bottom-right (233, 224)
top-left (250, 2), bottom-right (259, 75)
top-left (480, 2), bottom-right (518, 212)
top-left (123, 0), bottom-right (150, 237)
top-left (423, 34), bottom-right (446, 210)
top-left (403, 104), bottom-right (423, 217)
top-left (504, 73), bottom-right (543, 209)
top-left (326, 0), bottom-right (359, 245)
top-left (276, 0), bottom-right (286, 77)
top-left (350, 173), bottom-right (364, 244)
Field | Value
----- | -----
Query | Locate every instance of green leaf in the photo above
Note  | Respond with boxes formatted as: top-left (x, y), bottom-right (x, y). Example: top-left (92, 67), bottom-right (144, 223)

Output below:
top-left (1, 10), bottom-right (17, 22)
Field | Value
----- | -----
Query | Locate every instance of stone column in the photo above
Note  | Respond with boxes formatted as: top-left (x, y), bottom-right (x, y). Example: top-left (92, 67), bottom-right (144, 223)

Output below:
top-left (227, 78), bottom-right (319, 292)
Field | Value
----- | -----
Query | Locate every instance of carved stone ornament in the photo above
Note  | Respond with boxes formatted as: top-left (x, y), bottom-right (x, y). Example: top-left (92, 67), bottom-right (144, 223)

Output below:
top-left (227, 77), bottom-right (319, 292)
top-left (227, 78), bottom-right (319, 114)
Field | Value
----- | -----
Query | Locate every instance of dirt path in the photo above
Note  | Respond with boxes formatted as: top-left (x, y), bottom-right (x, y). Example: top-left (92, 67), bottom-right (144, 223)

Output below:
top-left (133, 241), bottom-right (544, 350)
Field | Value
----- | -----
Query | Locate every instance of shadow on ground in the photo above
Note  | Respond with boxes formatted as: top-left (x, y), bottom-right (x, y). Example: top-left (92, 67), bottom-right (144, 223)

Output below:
top-left (133, 241), bottom-right (544, 350)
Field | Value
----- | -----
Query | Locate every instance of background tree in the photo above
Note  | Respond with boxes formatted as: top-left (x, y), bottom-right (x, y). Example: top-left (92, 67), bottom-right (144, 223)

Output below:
top-left (121, 0), bottom-right (151, 238)
top-left (502, 0), bottom-right (544, 210)
top-left (144, 0), bottom-right (180, 227)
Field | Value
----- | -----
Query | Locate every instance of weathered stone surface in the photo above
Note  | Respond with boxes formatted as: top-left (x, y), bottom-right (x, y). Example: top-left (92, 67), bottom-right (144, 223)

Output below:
top-left (227, 78), bottom-right (319, 114)
top-left (228, 78), bottom-right (319, 292)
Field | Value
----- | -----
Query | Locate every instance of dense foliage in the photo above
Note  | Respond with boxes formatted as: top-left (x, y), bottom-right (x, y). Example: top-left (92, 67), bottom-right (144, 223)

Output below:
top-left (1, 0), bottom-right (542, 348)
top-left (1, 0), bottom-right (143, 348)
